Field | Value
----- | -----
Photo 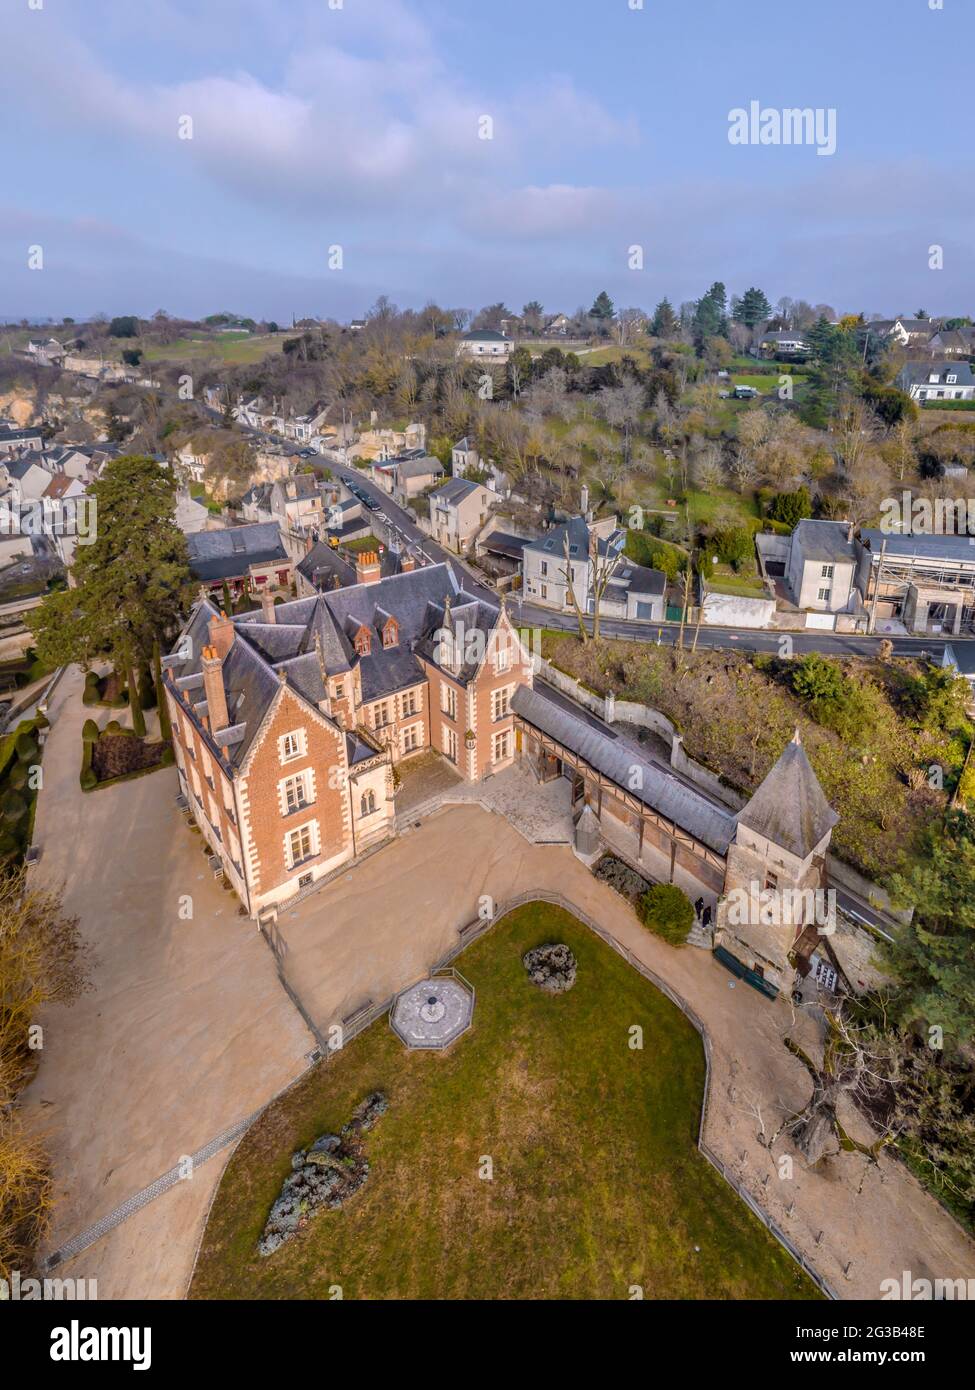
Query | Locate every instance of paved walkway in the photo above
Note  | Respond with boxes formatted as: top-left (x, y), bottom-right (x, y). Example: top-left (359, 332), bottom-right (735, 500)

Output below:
top-left (21, 666), bottom-right (314, 1299)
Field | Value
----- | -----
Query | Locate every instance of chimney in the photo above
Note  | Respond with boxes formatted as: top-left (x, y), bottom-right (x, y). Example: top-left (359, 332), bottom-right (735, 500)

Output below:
top-left (208, 610), bottom-right (235, 660)
top-left (356, 550), bottom-right (382, 585)
top-left (305, 532), bottom-right (315, 555)
top-left (580, 484), bottom-right (589, 516)
top-left (261, 588), bottom-right (277, 624)
top-left (847, 521), bottom-right (855, 544)
top-left (400, 552), bottom-right (416, 574)
top-left (287, 480), bottom-right (297, 499)
top-left (201, 645), bottom-right (230, 733)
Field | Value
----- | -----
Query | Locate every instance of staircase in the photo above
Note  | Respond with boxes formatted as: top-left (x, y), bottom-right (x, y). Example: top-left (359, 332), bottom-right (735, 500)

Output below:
top-left (686, 921), bottom-right (713, 950)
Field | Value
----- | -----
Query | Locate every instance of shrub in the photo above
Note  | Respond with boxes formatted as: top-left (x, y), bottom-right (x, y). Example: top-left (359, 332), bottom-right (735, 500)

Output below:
top-left (637, 884), bottom-right (694, 946)
top-left (767, 486), bottom-right (812, 529)
top-left (1, 792), bottom-right (26, 823)
top-left (7, 766), bottom-right (27, 792)
top-left (81, 719), bottom-right (100, 744)
top-left (105, 720), bottom-right (122, 736)
top-left (713, 526), bottom-right (755, 572)
top-left (80, 767), bottom-right (97, 792)
top-left (14, 735), bottom-right (38, 764)
top-left (82, 672), bottom-right (100, 706)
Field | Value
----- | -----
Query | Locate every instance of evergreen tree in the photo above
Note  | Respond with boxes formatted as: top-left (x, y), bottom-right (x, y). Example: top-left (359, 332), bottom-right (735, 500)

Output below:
top-left (29, 456), bottom-right (194, 721)
top-left (886, 813), bottom-right (975, 1044)
top-left (692, 282), bottom-right (728, 349)
top-left (589, 291), bottom-right (616, 330)
top-left (732, 287), bottom-right (772, 329)
top-left (649, 297), bottom-right (679, 338)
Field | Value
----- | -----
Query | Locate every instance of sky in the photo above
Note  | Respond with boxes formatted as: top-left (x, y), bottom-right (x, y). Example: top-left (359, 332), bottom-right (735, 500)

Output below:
top-left (1, 0), bottom-right (972, 324)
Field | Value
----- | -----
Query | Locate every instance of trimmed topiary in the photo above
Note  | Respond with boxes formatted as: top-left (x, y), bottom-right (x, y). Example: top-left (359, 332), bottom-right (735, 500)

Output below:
top-left (80, 767), bottom-right (98, 791)
top-left (105, 720), bottom-right (122, 736)
top-left (637, 884), bottom-right (694, 947)
top-left (82, 719), bottom-right (100, 743)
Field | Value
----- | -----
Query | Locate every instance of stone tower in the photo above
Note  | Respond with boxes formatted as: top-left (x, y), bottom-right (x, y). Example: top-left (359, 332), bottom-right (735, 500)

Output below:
top-left (714, 731), bottom-right (839, 991)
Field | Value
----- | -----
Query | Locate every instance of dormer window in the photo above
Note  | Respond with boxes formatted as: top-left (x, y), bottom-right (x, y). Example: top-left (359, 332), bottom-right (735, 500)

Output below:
top-left (382, 617), bottom-right (399, 649)
top-left (354, 625), bottom-right (372, 656)
top-left (947, 374), bottom-right (957, 385)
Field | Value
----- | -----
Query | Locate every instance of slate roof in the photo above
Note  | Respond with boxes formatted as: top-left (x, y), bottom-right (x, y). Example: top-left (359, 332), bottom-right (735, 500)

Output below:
top-left (511, 685), bottom-right (737, 855)
top-left (524, 516), bottom-right (591, 560)
top-left (794, 519), bottom-right (855, 563)
top-left (481, 531), bottom-right (530, 559)
top-left (430, 477), bottom-right (482, 507)
top-left (462, 330), bottom-right (510, 342)
top-left (186, 522), bottom-right (288, 581)
top-left (4, 456), bottom-right (46, 479)
top-left (899, 360), bottom-right (975, 387)
top-left (166, 563), bottom-right (498, 775)
top-left (276, 473), bottom-right (320, 500)
top-left (859, 528), bottom-right (975, 565)
top-left (615, 561), bottom-right (666, 596)
top-left (736, 731), bottom-right (838, 860)
top-left (395, 454), bottom-right (443, 480)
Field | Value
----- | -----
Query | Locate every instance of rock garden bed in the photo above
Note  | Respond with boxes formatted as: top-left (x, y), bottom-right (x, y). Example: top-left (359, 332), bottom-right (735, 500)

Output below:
top-left (259, 1092), bottom-right (388, 1257)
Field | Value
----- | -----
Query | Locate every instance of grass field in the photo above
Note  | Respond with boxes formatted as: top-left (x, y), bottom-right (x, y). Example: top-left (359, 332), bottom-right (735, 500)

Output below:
top-left (729, 373), bottom-right (809, 394)
top-left (141, 333), bottom-right (286, 365)
top-left (190, 902), bottom-right (817, 1301)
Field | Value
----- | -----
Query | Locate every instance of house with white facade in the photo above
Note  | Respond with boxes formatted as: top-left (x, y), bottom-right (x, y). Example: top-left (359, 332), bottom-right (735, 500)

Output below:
top-left (784, 520), bottom-right (859, 613)
top-left (457, 330), bottom-right (514, 360)
top-left (896, 361), bottom-right (975, 404)
top-left (427, 478), bottom-right (493, 553)
top-left (522, 516), bottom-right (666, 623)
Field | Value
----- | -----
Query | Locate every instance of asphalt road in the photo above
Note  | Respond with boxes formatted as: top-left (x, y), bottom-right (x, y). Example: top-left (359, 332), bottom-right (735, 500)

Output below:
top-left (317, 457), bottom-right (971, 664)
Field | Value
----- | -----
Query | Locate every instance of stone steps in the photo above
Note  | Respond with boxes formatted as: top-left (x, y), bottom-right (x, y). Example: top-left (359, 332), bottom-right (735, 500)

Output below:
top-left (686, 923), bottom-right (713, 950)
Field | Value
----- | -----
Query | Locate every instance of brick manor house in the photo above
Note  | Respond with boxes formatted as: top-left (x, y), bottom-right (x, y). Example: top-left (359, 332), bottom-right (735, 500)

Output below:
top-left (163, 556), bottom-right (533, 918)
top-left (164, 553), bottom-right (865, 1002)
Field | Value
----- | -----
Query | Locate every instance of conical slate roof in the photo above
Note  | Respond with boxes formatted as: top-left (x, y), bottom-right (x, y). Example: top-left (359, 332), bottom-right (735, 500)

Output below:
top-left (737, 731), bottom-right (838, 860)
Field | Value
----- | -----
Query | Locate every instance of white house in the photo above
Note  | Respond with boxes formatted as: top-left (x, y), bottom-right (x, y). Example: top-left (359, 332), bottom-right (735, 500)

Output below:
top-left (785, 519), bottom-right (858, 613)
top-left (522, 516), bottom-right (666, 623)
top-left (896, 361), bottom-right (975, 404)
top-left (427, 478), bottom-right (493, 553)
top-left (457, 330), bottom-right (514, 360)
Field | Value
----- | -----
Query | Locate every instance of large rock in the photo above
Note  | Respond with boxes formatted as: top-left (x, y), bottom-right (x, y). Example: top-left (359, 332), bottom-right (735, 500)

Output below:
top-left (523, 943), bottom-right (577, 994)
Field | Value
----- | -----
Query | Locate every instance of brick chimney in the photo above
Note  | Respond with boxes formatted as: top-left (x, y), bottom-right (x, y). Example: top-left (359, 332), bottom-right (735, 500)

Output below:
top-left (201, 645), bottom-right (230, 733)
top-left (208, 610), bottom-right (235, 660)
top-left (261, 588), bottom-right (276, 624)
top-left (356, 550), bottom-right (382, 585)
top-left (400, 552), bottom-right (416, 573)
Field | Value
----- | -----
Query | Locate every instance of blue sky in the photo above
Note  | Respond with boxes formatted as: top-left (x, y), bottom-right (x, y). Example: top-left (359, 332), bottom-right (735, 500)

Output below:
top-left (1, 0), bottom-right (972, 322)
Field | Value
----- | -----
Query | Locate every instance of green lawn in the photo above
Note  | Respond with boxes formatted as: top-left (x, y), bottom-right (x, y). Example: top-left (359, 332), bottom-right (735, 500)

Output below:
top-left (141, 333), bottom-right (286, 365)
top-left (190, 903), bottom-right (817, 1301)
top-left (729, 373), bottom-right (809, 394)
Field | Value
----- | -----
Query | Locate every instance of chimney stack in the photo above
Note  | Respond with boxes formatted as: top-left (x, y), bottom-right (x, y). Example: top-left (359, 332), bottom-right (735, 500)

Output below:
top-left (208, 610), bottom-right (235, 660)
top-left (399, 552), bottom-right (416, 574)
top-left (261, 588), bottom-right (277, 624)
top-left (356, 550), bottom-right (382, 585)
top-left (201, 645), bottom-right (230, 733)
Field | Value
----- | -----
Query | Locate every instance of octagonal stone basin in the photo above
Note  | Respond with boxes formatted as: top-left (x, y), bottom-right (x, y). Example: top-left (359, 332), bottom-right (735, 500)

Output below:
top-left (390, 975), bottom-right (474, 1049)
